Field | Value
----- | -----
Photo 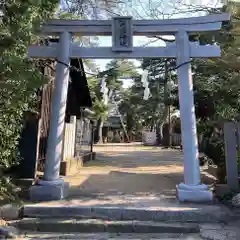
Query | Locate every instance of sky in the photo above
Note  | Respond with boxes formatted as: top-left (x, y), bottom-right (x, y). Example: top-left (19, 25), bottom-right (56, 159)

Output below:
top-left (90, 0), bottom-right (223, 88)
top-left (93, 0), bottom-right (223, 72)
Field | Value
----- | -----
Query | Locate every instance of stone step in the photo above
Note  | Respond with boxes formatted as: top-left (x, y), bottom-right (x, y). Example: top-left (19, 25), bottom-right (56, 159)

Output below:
top-left (23, 205), bottom-right (233, 223)
top-left (18, 232), bottom-right (203, 239)
top-left (4, 223), bottom-right (236, 240)
top-left (9, 218), bottom-right (200, 234)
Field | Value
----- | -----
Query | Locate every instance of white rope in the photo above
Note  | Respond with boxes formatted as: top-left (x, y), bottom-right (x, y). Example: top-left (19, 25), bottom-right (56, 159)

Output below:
top-left (141, 69), bottom-right (151, 100)
top-left (100, 76), bottom-right (109, 105)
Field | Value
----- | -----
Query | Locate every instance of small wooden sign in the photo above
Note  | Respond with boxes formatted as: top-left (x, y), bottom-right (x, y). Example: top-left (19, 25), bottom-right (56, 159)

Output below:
top-left (112, 16), bottom-right (133, 52)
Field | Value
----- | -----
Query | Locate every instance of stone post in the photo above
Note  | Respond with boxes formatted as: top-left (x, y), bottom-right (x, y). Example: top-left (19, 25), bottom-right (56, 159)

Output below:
top-left (224, 122), bottom-right (239, 190)
top-left (175, 30), bottom-right (213, 202)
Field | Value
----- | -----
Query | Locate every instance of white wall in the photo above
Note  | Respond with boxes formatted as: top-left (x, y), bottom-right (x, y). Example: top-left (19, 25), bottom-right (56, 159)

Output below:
top-left (63, 116), bottom-right (76, 160)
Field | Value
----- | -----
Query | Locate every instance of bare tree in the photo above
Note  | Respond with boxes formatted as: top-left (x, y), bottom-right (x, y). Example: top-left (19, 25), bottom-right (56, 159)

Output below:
top-left (61, 0), bottom-right (125, 19)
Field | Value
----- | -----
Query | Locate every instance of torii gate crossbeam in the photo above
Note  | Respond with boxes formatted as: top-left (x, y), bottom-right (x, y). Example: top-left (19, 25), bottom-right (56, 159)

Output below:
top-left (29, 13), bottom-right (231, 202)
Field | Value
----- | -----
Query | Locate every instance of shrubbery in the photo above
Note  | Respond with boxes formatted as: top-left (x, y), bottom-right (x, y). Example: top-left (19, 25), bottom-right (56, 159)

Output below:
top-left (0, 0), bottom-right (58, 202)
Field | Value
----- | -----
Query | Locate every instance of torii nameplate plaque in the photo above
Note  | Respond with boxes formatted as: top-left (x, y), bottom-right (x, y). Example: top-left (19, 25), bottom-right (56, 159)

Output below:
top-left (112, 16), bottom-right (133, 52)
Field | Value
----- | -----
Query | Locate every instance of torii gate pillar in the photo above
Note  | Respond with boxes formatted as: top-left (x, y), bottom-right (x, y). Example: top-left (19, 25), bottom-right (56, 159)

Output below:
top-left (30, 31), bottom-right (71, 201)
top-left (175, 30), bottom-right (212, 202)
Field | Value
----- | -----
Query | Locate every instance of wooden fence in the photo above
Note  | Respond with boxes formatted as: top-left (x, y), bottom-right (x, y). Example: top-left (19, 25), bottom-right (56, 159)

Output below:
top-left (36, 66), bottom-right (55, 172)
top-left (171, 133), bottom-right (181, 146)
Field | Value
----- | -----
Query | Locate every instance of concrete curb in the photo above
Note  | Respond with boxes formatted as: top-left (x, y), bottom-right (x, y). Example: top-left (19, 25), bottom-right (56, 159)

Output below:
top-left (9, 218), bottom-right (200, 234)
top-left (23, 205), bottom-right (233, 223)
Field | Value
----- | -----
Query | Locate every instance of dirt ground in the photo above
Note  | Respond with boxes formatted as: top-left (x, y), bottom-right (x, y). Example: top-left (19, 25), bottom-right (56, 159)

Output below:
top-left (60, 144), bottom-right (216, 205)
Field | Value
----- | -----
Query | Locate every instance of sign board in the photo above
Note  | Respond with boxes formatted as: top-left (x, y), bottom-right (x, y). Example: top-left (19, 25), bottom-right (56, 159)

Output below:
top-left (112, 17), bottom-right (133, 52)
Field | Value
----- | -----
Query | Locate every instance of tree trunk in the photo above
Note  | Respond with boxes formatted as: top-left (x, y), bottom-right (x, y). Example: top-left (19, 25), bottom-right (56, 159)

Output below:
top-left (157, 60), bottom-right (170, 145)
top-left (97, 118), bottom-right (104, 143)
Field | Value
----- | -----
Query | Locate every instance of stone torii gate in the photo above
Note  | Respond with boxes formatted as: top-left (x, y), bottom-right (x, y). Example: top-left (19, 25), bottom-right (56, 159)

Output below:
top-left (29, 13), bottom-right (230, 202)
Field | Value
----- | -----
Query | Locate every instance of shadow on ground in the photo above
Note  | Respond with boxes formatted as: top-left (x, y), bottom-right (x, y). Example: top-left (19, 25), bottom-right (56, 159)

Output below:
top-left (84, 150), bottom-right (184, 169)
top-left (64, 171), bottom-right (215, 208)
top-left (62, 149), bottom-right (214, 205)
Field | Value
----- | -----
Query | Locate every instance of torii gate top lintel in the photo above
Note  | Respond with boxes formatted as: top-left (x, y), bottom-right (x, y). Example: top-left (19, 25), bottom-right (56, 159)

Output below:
top-left (42, 13), bottom-right (231, 36)
top-left (29, 13), bottom-right (231, 59)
